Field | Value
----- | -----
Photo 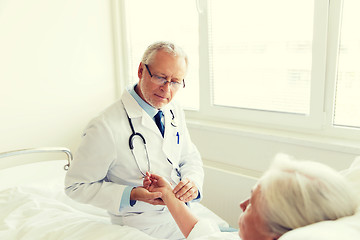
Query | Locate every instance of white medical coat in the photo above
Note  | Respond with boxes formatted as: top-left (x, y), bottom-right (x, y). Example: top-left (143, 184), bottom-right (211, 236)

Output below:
top-left (65, 89), bottom-right (204, 230)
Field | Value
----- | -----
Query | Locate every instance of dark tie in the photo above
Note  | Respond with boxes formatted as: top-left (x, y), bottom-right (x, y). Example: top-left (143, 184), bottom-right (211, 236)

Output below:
top-left (154, 110), bottom-right (164, 137)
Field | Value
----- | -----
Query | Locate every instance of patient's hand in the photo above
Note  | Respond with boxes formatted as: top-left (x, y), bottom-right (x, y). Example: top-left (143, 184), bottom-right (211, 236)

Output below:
top-left (143, 172), bottom-right (173, 197)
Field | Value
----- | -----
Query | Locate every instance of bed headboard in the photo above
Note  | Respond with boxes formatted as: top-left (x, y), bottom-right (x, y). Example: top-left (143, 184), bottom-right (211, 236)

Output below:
top-left (0, 147), bottom-right (73, 170)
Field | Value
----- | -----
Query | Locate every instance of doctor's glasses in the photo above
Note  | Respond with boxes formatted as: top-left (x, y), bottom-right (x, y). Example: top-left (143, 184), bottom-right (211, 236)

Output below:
top-left (145, 64), bottom-right (185, 90)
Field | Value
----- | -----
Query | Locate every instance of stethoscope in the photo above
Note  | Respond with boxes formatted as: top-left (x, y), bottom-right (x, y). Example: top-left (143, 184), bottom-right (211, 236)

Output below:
top-left (125, 108), bottom-right (178, 177)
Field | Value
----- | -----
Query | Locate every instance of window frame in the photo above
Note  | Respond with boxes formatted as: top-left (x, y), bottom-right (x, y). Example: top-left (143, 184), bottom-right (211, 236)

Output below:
top-left (322, 0), bottom-right (360, 140)
top-left (186, 0), bottom-right (327, 129)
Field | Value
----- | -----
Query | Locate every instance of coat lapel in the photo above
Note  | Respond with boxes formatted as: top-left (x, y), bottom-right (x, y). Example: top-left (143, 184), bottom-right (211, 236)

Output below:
top-left (121, 90), bottom-right (162, 136)
top-left (162, 106), bottom-right (179, 162)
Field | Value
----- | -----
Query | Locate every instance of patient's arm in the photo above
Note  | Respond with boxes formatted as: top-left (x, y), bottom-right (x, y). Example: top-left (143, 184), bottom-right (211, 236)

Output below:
top-left (144, 172), bottom-right (199, 238)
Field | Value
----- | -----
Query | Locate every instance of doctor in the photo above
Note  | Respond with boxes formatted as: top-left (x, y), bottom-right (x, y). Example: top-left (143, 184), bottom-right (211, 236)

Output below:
top-left (65, 41), bottom-right (205, 239)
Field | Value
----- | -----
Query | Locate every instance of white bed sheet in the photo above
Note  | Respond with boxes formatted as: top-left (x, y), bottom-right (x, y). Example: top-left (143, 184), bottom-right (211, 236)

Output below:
top-left (0, 160), bottom-right (164, 240)
top-left (0, 160), bottom-right (229, 240)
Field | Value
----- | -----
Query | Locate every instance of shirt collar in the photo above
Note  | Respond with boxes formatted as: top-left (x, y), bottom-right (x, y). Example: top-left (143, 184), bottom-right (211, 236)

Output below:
top-left (128, 83), bottom-right (158, 118)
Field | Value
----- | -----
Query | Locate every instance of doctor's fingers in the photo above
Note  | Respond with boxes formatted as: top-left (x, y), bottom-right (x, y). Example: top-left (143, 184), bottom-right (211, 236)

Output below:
top-left (145, 188), bottom-right (164, 205)
top-left (174, 180), bottom-right (197, 200)
top-left (180, 186), bottom-right (198, 202)
top-left (146, 197), bottom-right (165, 205)
top-left (138, 192), bottom-right (165, 205)
top-left (173, 179), bottom-right (191, 195)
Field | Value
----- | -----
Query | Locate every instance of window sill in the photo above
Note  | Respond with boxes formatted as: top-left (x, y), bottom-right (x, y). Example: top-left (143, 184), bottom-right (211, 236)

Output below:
top-left (186, 118), bottom-right (360, 156)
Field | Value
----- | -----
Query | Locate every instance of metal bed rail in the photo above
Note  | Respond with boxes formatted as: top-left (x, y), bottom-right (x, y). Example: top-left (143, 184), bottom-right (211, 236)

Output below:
top-left (0, 147), bottom-right (73, 170)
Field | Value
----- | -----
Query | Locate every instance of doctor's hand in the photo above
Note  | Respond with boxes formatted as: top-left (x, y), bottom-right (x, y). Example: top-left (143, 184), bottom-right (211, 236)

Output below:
top-left (130, 186), bottom-right (165, 205)
top-left (173, 178), bottom-right (198, 203)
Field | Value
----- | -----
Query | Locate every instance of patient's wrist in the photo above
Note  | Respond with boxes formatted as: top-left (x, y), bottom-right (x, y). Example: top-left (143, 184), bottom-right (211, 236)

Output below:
top-left (162, 190), bottom-right (179, 203)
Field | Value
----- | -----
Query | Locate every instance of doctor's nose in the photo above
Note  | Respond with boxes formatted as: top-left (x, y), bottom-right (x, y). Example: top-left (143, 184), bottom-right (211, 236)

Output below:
top-left (160, 81), bottom-right (171, 92)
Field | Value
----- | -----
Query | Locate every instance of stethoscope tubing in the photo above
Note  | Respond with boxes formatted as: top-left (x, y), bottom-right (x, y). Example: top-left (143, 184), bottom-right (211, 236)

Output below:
top-left (125, 110), bottom-right (150, 177)
top-left (123, 102), bottom-right (178, 178)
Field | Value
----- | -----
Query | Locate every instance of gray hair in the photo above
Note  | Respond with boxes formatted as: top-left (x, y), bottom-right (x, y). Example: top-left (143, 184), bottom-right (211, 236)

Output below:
top-left (141, 41), bottom-right (188, 68)
top-left (259, 154), bottom-right (358, 236)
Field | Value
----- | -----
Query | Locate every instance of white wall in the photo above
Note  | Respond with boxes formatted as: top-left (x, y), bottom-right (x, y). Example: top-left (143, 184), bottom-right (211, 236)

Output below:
top-left (0, 0), bottom-right (118, 157)
top-left (202, 165), bottom-right (257, 228)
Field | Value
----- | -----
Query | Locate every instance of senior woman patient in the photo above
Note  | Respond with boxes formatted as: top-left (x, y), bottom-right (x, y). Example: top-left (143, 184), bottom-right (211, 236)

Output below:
top-left (143, 155), bottom-right (359, 240)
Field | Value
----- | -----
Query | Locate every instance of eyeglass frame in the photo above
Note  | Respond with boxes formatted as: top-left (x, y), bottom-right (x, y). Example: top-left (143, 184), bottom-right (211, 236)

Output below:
top-left (144, 64), bottom-right (186, 89)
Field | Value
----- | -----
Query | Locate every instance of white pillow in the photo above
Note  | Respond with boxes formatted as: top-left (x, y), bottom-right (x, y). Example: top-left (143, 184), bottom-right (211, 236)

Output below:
top-left (280, 211), bottom-right (360, 240)
top-left (342, 156), bottom-right (360, 202)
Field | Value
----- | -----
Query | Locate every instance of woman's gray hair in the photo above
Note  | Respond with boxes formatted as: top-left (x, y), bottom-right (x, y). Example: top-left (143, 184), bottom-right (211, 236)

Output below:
top-left (259, 154), bottom-right (358, 236)
top-left (141, 41), bottom-right (188, 68)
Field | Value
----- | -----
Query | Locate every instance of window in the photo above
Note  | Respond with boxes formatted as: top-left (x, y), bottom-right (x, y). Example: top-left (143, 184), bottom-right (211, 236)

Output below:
top-left (333, 0), bottom-right (360, 129)
top-left (210, 0), bottom-right (313, 115)
top-left (119, 0), bottom-right (360, 138)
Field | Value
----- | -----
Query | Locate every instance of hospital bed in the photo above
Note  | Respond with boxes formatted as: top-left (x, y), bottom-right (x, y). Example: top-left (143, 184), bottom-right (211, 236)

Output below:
top-left (1, 148), bottom-right (360, 240)
top-left (0, 147), bottom-right (229, 240)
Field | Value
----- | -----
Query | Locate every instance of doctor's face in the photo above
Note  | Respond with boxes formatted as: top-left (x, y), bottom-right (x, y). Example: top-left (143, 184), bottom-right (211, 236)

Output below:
top-left (238, 184), bottom-right (276, 240)
top-left (136, 50), bottom-right (187, 109)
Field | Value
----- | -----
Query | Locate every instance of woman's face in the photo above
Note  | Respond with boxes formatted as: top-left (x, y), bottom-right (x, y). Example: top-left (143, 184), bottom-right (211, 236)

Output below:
top-left (238, 184), bottom-right (277, 240)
